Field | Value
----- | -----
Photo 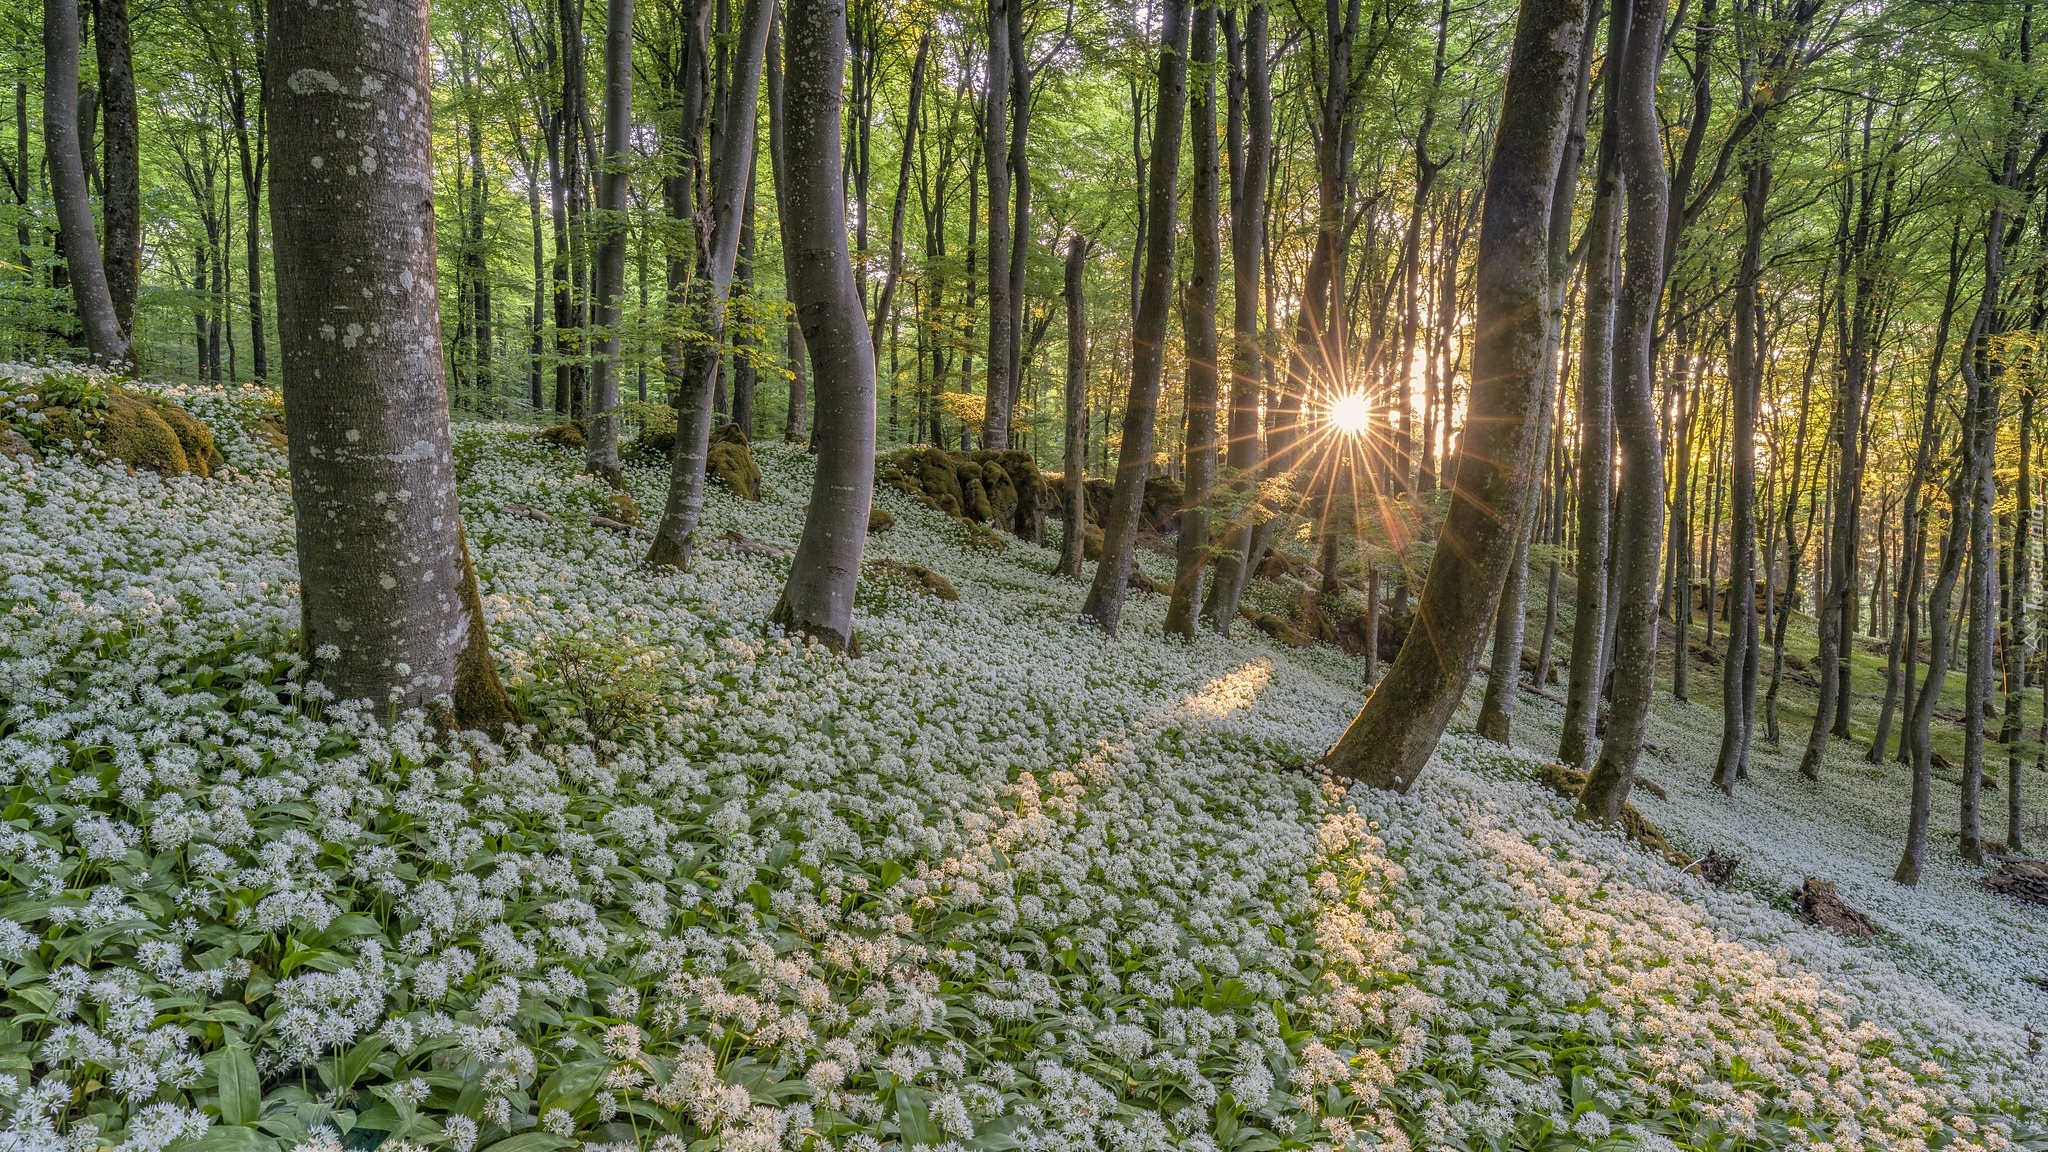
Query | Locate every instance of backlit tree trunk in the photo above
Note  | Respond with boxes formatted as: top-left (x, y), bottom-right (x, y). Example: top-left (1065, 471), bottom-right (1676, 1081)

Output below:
top-left (1327, 0), bottom-right (1589, 791)
top-left (1166, 0), bottom-right (1221, 640)
top-left (770, 0), bottom-right (874, 651)
top-left (1713, 152), bottom-right (1769, 791)
top-left (1079, 0), bottom-right (1188, 634)
top-left (1055, 233), bottom-right (1088, 579)
top-left (269, 0), bottom-right (514, 730)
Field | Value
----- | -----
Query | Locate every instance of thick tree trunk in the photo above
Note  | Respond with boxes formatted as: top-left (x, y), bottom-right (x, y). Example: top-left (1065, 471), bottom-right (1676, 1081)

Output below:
top-left (770, 0), bottom-right (874, 651)
top-left (644, 0), bottom-right (773, 568)
top-left (94, 0), bottom-right (139, 344)
top-left (1476, 0), bottom-right (1596, 745)
top-left (1713, 154), bottom-right (1770, 791)
top-left (980, 0), bottom-right (1015, 449)
top-left (1200, 2), bottom-right (1271, 635)
top-left (1326, 0), bottom-right (1589, 791)
top-left (1055, 234), bottom-right (1089, 579)
top-left (44, 0), bottom-right (131, 369)
top-left (1165, 1), bottom-right (1221, 640)
top-left (269, 0), bottom-right (514, 729)
top-left (585, 0), bottom-right (636, 486)
top-left (1577, 0), bottom-right (1668, 824)
top-left (1079, 0), bottom-right (1189, 634)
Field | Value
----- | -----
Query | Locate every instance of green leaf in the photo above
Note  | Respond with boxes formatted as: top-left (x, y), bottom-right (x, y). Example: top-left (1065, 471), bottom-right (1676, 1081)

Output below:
top-left (479, 1135), bottom-right (577, 1152)
top-left (189, 1126), bottom-right (279, 1152)
top-left (210, 1045), bottom-right (262, 1127)
top-left (536, 1058), bottom-right (609, 1114)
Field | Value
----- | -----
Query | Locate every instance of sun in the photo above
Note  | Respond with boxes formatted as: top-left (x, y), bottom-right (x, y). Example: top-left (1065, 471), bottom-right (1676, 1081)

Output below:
top-left (1328, 391), bottom-right (1371, 436)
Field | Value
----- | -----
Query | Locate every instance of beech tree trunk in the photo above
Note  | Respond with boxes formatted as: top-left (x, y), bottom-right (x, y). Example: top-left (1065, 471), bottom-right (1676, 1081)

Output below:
top-left (269, 0), bottom-right (514, 729)
top-left (1556, 0), bottom-right (1626, 770)
top-left (1326, 0), bottom-right (1589, 792)
top-left (1714, 152), bottom-right (1770, 791)
top-left (1055, 233), bottom-right (1089, 579)
top-left (1576, 0), bottom-right (1668, 824)
top-left (871, 33), bottom-right (929, 365)
top-left (770, 0), bottom-right (875, 652)
top-left (1476, 0), bottom-right (1595, 745)
top-left (1079, 0), bottom-right (1188, 634)
top-left (2005, 385), bottom-right (2031, 852)
top-left (980, 0), bottom-right (1015, 449)
top-left (95, 0), bottom-right (139, 343)
top-left (1200, 2), bottom-right (1271, 635)
top-left (585, 0), bottom-right (636, 486)
top-left (44, 0), bottom-right (131, 369)
top-left (644, 0), bottom-right (773, 569)
top-left (1165, 0), bottom-right (1221, 640)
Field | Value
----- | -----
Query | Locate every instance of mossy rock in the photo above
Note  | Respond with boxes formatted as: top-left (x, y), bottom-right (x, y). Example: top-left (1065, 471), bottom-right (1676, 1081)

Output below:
top-left (707, 424), bottom-right (761, 500)
top-left (101, 388), bottom-right (190, 475)
top-left (1536, 763), bottom-right (1684, 864)
top-left (913, 449), bottom-right (967, 516)
top-left (867, 505), bottom-right (895, 533)
top-left (868, 558), bottom-right (959, 601)
top-left (962, 473), bottom-right (995, 523)
top-left (1083, 525), bottom-right (1104, 561)
top-left (538, 422), bottom-right (586, 450)
top-left (0, 427), bottom-right (40, 463)
top-left (1250, 611), bottom-right (1308, 648)
top-left (980, 461), bottom-right (1019, 527)
top-left (148, 396), bottom-right (223, 476)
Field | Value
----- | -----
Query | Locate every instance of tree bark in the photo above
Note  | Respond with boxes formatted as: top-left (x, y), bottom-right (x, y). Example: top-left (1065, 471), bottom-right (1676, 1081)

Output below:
top-left (1056, 233), bottom-right (1089, 578)
top-left (1165, 0), bottom-right (1221, 640)
top-left (1713, 152), bottom-right (1770, 791)
top-left (1326, 0), bottom-right (1589, 791)
top-left (44, 0), bottom-right (131, 369)
top-left (644, 0), bottom-right (773, 569)
top-left (2005, 383), bottom-right (2032, 853)
top-left (269, 0), bottom-right (514, 730)
top-left (770, 0), bottom-right (875, 652)
top-left (871, 33), bottom-right (930, 366)
top-left (980, 0), bottom-right (1016, 449)
top-left (1078, 0), bottom-right (1189, 634)
top-left (1576, 0), bottom-right (1668, 824)
top-left (1200, 2), bottom-right (1271, 635)
top-left (94, 0), bottom-right (140, 344)
top-left (585, 0), bottom-right (637, 486)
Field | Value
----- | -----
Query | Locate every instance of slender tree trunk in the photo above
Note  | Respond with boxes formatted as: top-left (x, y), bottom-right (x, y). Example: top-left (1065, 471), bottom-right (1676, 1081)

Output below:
top-left (733, 165), bottom-right (759, 436)
top-left (1005, 0), bottom-right (1030, 432)
top-left (94, 0), bottom-right (139, 345)
top-left (585, 0), bottom-right (636, 486)
top-left (1577, 0), bottom-right (1668, 823)
top-left (1327, 0), bottom-right (1590, 791)
top-left (980, 0), bottom-right (1015, 449)
top-left (270, 0), bottom-right (515, 729)
top-left (1056, 233), bottom-right (1089, 579)
top-left (1165, 1), bottom-right (1221, 639)
top-left (2005, 384), bottom-right (2032, 852)
top-left (1200, 2), bottom-right (1271, 635)
top-left (1477, 0), bottom-right (1596, 745)
top-left (771, 0), bottom-right (874, 651)
top-left (644, 0), bottom-right (773, 568)
top-left (871, 33), bottom-right (929, 365)
top-left (1079, 0), bottom-right (1189, 634)
top-left (44, 0), bottom-right (131, 369)
top-left (1714, 153), bottom-right (1770, 791)
top-left (1557, 0), bottom-right (1626, 769)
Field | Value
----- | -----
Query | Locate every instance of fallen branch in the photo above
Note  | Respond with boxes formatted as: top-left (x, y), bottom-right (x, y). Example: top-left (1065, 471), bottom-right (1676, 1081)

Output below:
top-left (591, 515), bottom-right (653, 540)
top-left (505, 503), bottom-right (563, 526)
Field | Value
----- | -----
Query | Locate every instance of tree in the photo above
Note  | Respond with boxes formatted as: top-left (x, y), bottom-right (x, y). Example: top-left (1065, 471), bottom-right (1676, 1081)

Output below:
top-left (45, 0), bottom-right (132, 369)
top-left (584, 0), bottom-right (637, 487)
top-left (269, 0), bottom-right (515, 729)
top-left (769, 0), bottom-right (874, 651)
top-left (980, 0), bottom-right (1015, 450)
top-left (1327, 0), bottom-right (1590, 791)
top-left (96, 0), bottom-right (141, 343)
top-left (1080, 0), bottom-right (1188, 634)
top-left (1055, 231), bottom-right (1089, 579)
top-left (1165, 0), bottom-right (1220, 640)
top-left (644, 0), bottom-right (772, 570)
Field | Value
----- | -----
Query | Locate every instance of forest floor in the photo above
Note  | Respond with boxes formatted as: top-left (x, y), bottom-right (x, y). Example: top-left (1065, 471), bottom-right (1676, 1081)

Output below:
top-left (2, 376), bottom-right (2044, 1152)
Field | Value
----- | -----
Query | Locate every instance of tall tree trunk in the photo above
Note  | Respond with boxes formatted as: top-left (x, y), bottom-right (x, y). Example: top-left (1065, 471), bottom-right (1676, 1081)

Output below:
top-left (733, 165), bottom-right (759, 435)
top-left (1200, 1), bottom-right (1271, 635)
top-left (94, 0), bottom-right (139, 345)
top-left (1056, 233), bottom-right (1089, 579)
top-left (1557, 0), bottom-right (1627, 770)
top-left (1165, 0), bottom-right (1221, 639)
top-left (1576, 0), bottom-right (1668, 823)
top-left (770, 0), bottom-right (874, 651)
top-left (1714, 152), bottom-right (1770, 791)
top-left (270, 0), bottom-right (514, 729)
top-left (586, 0), bottom-right (637, 486)
top-left (981, 0), bottom-right (1015, 449)
top-left (561, 0), bottom-right (594, 422)
top-left (766, 10), bottom-right (810, 444)
top-left (44, 0), bottom-right (131, 369)
top-left (1327, 0), bottom-right (1589, 791)
top-left (871, 33), bottom-right (929, 364)
top-left (1476, 0), bottom-right (1596, 745)
top-left (645, 0), bottom-right (773, 568)
top-left (1005, 0), bottom-right (1030, 436)
top-left (2005, 383), bottom-right (2032, 853)
top-left (1079, 0), bottom-right (1189, 634)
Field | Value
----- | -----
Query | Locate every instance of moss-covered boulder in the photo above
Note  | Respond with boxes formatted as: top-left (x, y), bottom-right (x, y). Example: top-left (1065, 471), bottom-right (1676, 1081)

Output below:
top-left (1536, 763), bottom-right (1685, 865)
top-left (867, 505), bottom-right (895, 533)
top-left (867, 558), bottom-right (959, 601)
top-left (148, 395), bottom-right (224, 476)
top-left (538, 422), bottom-right (586, 450)
top-left (881, 447), bottom-right (1052, 541)
top-left (0, 427), bottom-right (39, 463)
top-left (707, 423), bottom-right (761, 500)
top-left (102, 389), bottom-right (191, 475)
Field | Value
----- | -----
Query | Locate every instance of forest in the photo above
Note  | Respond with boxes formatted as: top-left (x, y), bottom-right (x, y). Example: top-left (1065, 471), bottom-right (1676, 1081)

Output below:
top-left (0, 0), bottom-right (2046, 1147)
